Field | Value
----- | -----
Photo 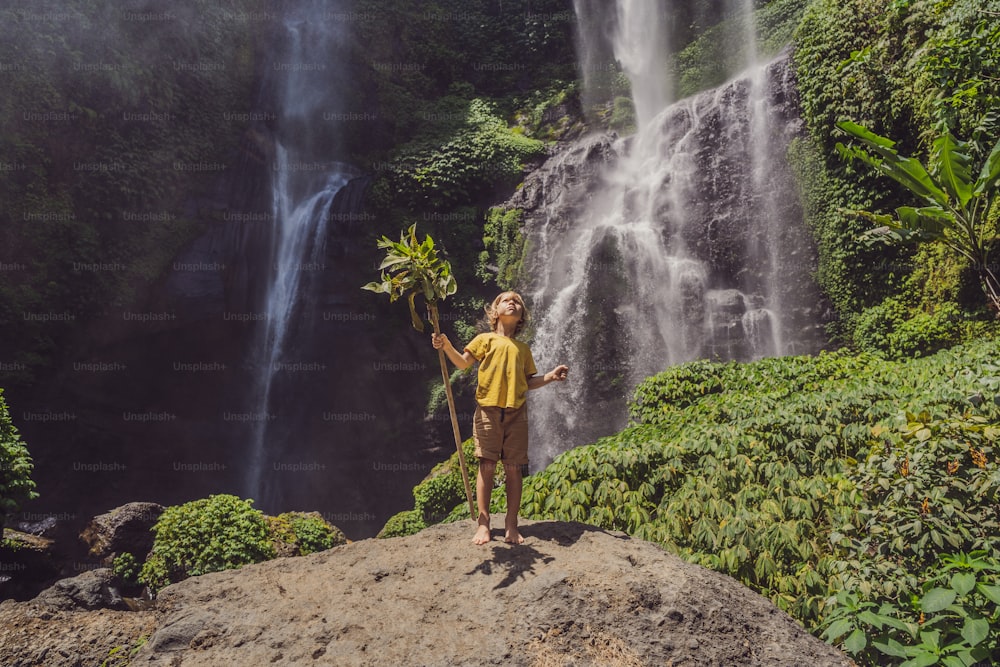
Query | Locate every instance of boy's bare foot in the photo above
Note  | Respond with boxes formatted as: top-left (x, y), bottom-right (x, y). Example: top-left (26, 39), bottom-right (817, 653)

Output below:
top-left (504, 527), bottom-right (524, 544)
top-left (473, 524), bottom-right (492, 545)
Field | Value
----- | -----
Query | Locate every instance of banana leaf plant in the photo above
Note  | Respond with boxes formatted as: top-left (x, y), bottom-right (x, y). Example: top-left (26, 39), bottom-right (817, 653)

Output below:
top-left (836, 121), bottom-right (1000, 314)
top-left (362, 224), bottom-right (474, 519)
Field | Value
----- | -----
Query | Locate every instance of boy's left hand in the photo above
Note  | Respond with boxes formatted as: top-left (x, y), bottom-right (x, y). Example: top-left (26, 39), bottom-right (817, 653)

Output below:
top-left (548, 365), bottom-right (569, 382)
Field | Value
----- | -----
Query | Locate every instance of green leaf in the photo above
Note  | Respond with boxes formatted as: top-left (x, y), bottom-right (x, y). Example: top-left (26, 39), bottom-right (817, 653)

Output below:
top-left (361, 281), bottom-right (387, 293)
top-left (895, 207), bottom-right (953, 239)
top-left (873, 612), bottom-right (916, 635)
top-left (931, 133), bottom-right (972, 207)
top-left (379, 254), bottom-right (411, 270)
top-left (950, 572), bottom-right (976, 595)
top-left (921, 587), bottom-right (957, 613)
top-left (873, 637), bottom-right (909, 658)
top-left (960, 617), bottom-right (989, 647)
top-left (837, 120), bottom-right (896, 149)
top-left (974, 135), bottom-right (1000, 196)
top-left (977, 583), bottom-right (1000, 604)
top-left (836, 121), bottom-right (947, 206)
top-left (407, 292), bottom-right (424, 332)
top-left (903, 654), bottom-right (941, 667)
top-left (918, 629), bottom-right (942, 650)
top-left (843, 628), bottom-right (867, 653)
top-left (879, 154), bottom-right (949, 207)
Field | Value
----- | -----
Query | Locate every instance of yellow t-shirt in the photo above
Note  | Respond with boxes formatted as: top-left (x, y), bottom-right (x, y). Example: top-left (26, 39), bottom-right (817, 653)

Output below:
top-left (465, 332), bottom-right (538, 409)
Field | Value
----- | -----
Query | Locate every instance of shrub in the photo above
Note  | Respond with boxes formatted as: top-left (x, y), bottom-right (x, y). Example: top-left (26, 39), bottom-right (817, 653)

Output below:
top-left (478, 207), bottom-right (527, 289)
top-left (0, 389), bottom-right (38, 533)
top-left (820, 383), bottom-right (1000, 665)
top-left (267, 512), bottom-right (346, 556)
top-left (853, 299), bottom-right (961, 358)
top-left (385, 97), bottom-right (546, 209)
top-left (791, 0), bottom-right (999, 341)
top-left (139, 494), bottom-right (275, 594)
top-left (378, 510), bottom-right (426, 539)
top-left (521, 337), bottom-right (1000, 633)
top-left (111, 552), bottom-right (140, 587)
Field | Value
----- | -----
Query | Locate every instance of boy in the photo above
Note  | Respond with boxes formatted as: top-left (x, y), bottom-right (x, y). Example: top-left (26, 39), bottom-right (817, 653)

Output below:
top-left (431, 291), bottom-right (568, 545)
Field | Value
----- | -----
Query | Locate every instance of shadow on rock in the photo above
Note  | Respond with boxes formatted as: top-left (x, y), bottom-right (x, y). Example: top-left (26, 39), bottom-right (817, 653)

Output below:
top-left (466, 542), bottom-right (554, 590)
top-left (465, 522), bottom-right (624, 590)
top-left (519, 520), bottom-right (628, 545)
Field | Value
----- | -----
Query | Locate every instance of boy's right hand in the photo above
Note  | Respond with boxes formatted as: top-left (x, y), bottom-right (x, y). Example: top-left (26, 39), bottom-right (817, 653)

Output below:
top-left (431, 333), bottom-right (449, 350)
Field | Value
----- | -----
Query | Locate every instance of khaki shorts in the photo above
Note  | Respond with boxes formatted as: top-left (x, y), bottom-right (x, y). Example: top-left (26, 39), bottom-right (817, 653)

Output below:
top-left (473, 403), bottom-right (529, 465)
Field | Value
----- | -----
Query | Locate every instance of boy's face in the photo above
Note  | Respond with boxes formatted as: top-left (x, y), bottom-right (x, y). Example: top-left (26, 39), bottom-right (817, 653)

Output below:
top-left (498, 294), bottom-right (523, 319)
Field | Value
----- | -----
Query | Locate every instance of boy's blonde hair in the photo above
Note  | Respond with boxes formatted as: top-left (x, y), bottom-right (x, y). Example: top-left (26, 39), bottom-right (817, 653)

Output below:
top-left (486, 291), bottom-right (529, 336)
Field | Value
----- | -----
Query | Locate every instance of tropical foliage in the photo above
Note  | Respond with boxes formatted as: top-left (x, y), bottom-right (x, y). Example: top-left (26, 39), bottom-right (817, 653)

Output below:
top-left (837, 121), bottom-right (1000, 314)
top-left (0, 0), bottom-right (266, 385)
top-left (362, 224), bottom-right (458, 332)
top-left (793, 0), bottom-right (1000, 344)
top-left (526, 340), bottom-right (1000, 665)
top-left (0, 389), bottom-right (37, 533)
top-left (378, 439), bottom-right (480, 539)
top-left (138, 494), bottom-right (345, 595)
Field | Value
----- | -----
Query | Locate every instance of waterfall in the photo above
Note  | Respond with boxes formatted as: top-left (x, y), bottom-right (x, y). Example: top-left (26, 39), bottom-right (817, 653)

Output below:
top-left (245, 1), bottom-right (355, 507)
top-left (525, 1), bottom-right (824, 467)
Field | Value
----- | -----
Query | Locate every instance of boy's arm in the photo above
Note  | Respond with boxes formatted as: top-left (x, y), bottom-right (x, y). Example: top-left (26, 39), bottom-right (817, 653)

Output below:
top-left (431, 333), bottom-right (476, 370)
top-left (527, 364), bottom-right (569, 389)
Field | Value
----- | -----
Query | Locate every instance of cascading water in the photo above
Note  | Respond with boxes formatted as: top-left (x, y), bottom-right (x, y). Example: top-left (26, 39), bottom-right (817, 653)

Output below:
top-left (245, 1), bottom-right (355, 507)
top-left (525, 1), bottom-right (826, 467)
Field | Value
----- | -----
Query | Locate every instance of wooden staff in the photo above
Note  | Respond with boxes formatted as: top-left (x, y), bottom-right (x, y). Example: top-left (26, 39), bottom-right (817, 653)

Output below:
top-left (428, 303), bottom-right (476, 521)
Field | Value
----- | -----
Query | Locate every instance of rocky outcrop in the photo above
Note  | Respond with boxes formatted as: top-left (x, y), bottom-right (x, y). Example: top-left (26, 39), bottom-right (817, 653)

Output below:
top-left (0, 520), bottom-right (850, 666)
top-left (79, 502), bottom-right (164, 565)
top-left (506, 131), bottom-right (620, 237)
top-left (497, 52), bottom-right (833, 461)
top-left (32, 568), bottom-right (125, 612)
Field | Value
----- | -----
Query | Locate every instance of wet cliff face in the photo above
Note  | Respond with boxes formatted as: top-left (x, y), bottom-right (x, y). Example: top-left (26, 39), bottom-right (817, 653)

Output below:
top-left (15, 154), bottom-right (446, 540)
top-left (507, 52), bottom-right (830, 465)
top-left (11, 3), bottom-right (443, 538)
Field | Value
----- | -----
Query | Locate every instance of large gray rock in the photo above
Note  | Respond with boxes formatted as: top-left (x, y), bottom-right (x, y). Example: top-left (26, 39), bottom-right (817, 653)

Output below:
top-left (128, 520), bottom-right (847, 666)
top-left (0, 520), bottom-right (851, 666)
top-left (79, 502), bottom-right (164, 564)
top-left (33, 568), bottom-right (124, 611)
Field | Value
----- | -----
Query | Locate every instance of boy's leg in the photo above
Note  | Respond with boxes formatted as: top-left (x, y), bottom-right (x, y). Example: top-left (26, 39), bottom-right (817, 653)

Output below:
top-left (472, 405), bottom-right (504, 545)
top-left (474, 458), bottom-right (496, 544)
top-left (503, 462), bottom-right (526, 544)
top-left (499, 404), bottom-right (529, 544)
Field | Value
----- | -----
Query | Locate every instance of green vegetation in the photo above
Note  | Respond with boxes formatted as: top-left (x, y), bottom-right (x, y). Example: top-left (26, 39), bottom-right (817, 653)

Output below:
top-left (837, 122), bottom-right (1000, 314)
top-left (100, 635), bottom-right (147, 667)
top-left (0, 0), bottom-right (266, 385)
top-left (139, 494), bottom-right (276, 594)
top-left (478, 207), bottom-right (528, 290)
top-left (377, 97), bottom-right (546, 212)
top-left (266, 511), bottom-right (347, 556)
top-left (378, 439), bottom-right (479, 538)
top-left (351, 0), bottom-right (579, 314)
top-left (111, 551), bottom-right (140, 588)
top-left (852, 298), bottom-right (962, 359)
top-left (675, 0), bottom-right (810, 98)
top-left (793, 0), bottom-right (1000, 346)
top-left (522, 339), bottom-right (1000, 664)
top-left (137, 494), bottom-right (344, 595)
top-left (362, 224), bottom-right (459, 333)
top-left (0, 389), bottom-right (37, 533)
